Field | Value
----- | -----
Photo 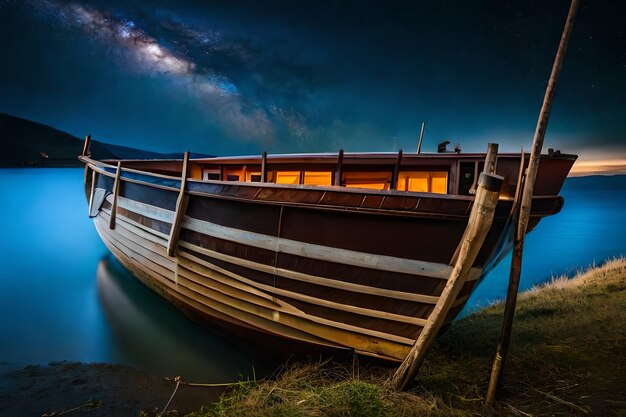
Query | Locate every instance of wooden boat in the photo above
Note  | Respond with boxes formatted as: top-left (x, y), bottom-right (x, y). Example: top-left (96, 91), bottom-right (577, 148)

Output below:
top-left (80, 142), bottom-right (575, 361)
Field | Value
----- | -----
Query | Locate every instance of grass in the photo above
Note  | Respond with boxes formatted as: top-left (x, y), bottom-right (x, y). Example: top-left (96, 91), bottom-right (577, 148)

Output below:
top-left (182, 258), bottom-right (626, 417)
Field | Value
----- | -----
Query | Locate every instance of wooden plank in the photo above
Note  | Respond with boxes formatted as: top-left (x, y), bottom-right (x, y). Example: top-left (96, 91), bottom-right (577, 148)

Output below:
top-left (178, 240), bottom-right (440, 304)
top-left (113, 192), bottom-right (483, 280)
top-left (390, 150), bottom-right (403, 190)
top-left (176, 251), bottom-right (415, 345)
top-left (183, 216), bottom-right (459, 279)
top-left (167, 151), bottom-right (190, 256)
top-left (87, 168), bottom-right (96, 217)
top-left (97, 211), bottom-right (412, 359)
top-left (177, 250), bottom-right (427, 330)
top-left (109, 161), bottom-right (122, 229)
top-left (113, 190), bottom-right (485, 282)
top-left (485, 143), bottom-right (499, 174)
top-left (392, 172), bottom-right (503, 390)
top-left (116, 196), bottom-right (175, 224)
top-left (81, 134), bottom-right (91, 157)
top-left (261, 151), bottom-right (267, 182)
top-left (416, 122), bottom-right (425, 154)
top-left (97, 215), bottom-right (176, 274)
top-left (334, 149), bottom-right (344, 186)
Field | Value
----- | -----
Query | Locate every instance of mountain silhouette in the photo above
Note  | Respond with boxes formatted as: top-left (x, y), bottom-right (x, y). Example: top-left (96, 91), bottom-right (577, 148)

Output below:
top-left (0, 113), bottom-right (184, 167)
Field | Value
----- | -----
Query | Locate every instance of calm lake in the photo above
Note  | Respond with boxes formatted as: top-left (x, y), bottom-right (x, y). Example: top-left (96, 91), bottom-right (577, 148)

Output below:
top-left (0, 169), bottom-right (624, 380)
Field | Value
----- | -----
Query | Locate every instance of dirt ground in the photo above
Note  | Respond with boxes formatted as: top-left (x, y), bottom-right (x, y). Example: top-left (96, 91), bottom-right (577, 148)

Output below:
top-left (0, 361), bottom-right (226, 417)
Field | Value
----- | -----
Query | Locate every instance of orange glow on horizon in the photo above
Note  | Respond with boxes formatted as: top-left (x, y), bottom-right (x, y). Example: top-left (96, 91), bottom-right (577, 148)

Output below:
top-left (569, 159), bottom-right (626, 176)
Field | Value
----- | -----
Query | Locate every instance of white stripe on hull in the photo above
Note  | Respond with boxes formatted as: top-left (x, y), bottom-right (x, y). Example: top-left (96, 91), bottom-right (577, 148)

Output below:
top-left (112, 195), bottom-right (482, 281)
top-left (104, 206), bottom-right (471, 310)
top-left (99, 210), bottom-right (427, 332)
top-left (95, 215), bottom-right (413, 359)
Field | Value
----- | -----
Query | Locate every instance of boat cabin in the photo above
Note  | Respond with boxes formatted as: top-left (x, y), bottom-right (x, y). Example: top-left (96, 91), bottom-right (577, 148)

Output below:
top-left (117, 151), bottom-right (574, 199)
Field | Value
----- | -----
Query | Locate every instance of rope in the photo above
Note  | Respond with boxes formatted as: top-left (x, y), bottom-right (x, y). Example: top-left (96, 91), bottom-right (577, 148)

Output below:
top-left (158, 376), bottom-right (181, 416)
top-left (163, 376), bottom-right (244, 388)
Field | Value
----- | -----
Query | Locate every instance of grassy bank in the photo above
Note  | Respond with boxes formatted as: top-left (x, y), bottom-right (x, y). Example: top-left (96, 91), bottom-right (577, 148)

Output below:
top-left (184, 258), bottom-right (625, 417)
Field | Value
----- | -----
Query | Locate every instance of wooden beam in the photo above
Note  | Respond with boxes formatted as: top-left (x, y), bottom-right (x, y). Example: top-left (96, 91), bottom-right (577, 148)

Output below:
top-left (391, 171), bottom-right (503, 391)
top-left (81, 134), bottom-right (91, 157)
top-left (334, 149), bottom-right (344, 186)
top-left (417, 122), bottom-right (425, 154)
top-left (87, 169), bottom-right (97, 217)
top-left (390, 149), bottom-right (403, 190)
top-left (167, 151), bottom-right (190, 257)
top-left (485, 143), bottom-right (499, 174)
top-left (261, 151), bottom-right (267, 183)
top-left (486, 0), bottom-right (580, 406)
top-left (109, 161), bottom-right (122, 229)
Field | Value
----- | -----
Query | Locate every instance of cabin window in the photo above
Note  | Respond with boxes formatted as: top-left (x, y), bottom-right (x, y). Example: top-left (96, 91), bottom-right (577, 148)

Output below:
top-left (397, 171), bottom-right (448, 194)
top-left (203, 169), bottom-right (220, 181)
top-left (343, 172), bottom-right (391, 190)
top-left (224, 167), bottom-right (245, 182)
top-left (245, 171), bottom-right (262, 182)
top-left (303, 171), bottom-right (332, 186)
top-left (275, 171), bottom-right (301, 184)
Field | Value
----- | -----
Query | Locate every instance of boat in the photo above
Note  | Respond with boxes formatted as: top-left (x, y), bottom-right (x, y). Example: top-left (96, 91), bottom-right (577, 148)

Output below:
top-left (79, 141), bottom-right (576, 361)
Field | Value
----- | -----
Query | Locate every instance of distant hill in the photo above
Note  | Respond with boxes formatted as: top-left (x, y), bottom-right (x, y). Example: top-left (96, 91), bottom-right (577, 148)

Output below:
top-left (0, 113), bottom-right (185, 167)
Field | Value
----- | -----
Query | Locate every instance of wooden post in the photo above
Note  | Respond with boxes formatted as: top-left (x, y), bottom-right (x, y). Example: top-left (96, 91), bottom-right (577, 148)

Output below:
top-left (82, 134), bottom-right (92, 157)
top-left (334, 149), bottom-right (344, 186)
top-left (391, 149), bottom-right (403, 190)
top-left (261, 151), bottom-right (267, 183)
top-left (87, 169), bottom-right (97, 217)
top-left (417, 122), bottom-right (425, 154)
top-left (109, 161), bottom-right (122, 230)
top-left (485, 0), bottom-right (580, 406)
top-left (391, 171), bottom-right (503, 391)
top-left (485, 143), bottom-right (499, 174)
top-left (167, 152), bottom-right (190, 257)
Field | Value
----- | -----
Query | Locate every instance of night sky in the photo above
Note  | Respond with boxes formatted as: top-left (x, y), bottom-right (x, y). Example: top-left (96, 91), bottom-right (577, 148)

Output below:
top-left (1, 0), bottom-right (624, 173)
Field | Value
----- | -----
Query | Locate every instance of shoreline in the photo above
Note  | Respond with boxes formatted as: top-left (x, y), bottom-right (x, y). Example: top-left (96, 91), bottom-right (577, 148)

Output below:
top-left (2, 258), bottom-right (624, 416)
top-left (0, 361), bottom-right (226, 417)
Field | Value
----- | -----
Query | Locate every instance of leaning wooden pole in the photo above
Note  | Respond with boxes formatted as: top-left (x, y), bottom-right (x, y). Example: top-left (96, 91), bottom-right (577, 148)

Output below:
top-left (167, 151), bottom-right (190, 257)
top-left (485, 0), bottom-right (580, 406)
top-left (392, 170), bottom-right (503, 391)
top-left (109, 161), bottom-right (122, 230)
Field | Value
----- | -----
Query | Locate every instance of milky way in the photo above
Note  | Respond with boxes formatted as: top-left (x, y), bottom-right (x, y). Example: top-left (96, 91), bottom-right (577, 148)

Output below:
top-left (1, 0), bottom-right (624, 166)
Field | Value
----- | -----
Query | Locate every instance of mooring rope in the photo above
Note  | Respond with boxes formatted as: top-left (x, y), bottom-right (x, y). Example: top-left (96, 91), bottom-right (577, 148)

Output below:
top-left (158, 376), bottom-right (181, 416)
top-left (163, 376), bottom-right (242, 388)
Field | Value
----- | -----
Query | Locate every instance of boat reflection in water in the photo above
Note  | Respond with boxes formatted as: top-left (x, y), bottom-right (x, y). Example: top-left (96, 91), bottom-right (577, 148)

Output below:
top-left (96, 255), bottom-right (268, 381)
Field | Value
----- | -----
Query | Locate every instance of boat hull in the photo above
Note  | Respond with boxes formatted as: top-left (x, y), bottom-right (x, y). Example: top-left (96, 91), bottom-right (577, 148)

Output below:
top-left (84, 155), bottom-right (571, 361)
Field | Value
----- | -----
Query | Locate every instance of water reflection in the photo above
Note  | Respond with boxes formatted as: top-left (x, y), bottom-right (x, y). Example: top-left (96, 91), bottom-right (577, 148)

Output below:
top-left (96, 255), bottom-right (267, 381)
top-left (0, 169), bottom-right (623, 375)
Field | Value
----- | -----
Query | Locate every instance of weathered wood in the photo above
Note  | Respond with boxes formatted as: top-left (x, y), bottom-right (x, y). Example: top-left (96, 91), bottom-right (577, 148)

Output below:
top-left (113, 191), bottom-right (482, 280)
top-left (167, 151), bottom-right (190, 257)
top-left (486, 0), bottom-right (580, 406)
top-left (183, 215), bottom-right (469, 279)
top-left (261, 151), bottom-right (267, 183)
top-left (417, 122), bottom-right (425, 154)
top-left (485, 143), bottom-right (499, 174)
top-left (81, 134), bottom-right (91, 157)
top-left (334, 149), bottom-right (344, 186)
top-left (108, 161), bottom-right (122, 229)
top-left (178, 240), bottom-right (440, 304)
top-left (509, 147), bottom-right (526, 217)
top-left (391, 171), bottom-right (503, 390)
top-left (87, 169), bottom-right (97, 217)
top-left (391, 150), bottom-right (403, 190)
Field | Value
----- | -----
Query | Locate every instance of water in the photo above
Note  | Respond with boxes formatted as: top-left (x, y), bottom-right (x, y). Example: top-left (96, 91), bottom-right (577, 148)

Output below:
top-left (465, 174), bottom-right (626, 313)
top-left (0, 169), bottom-right (624, 377)
top-left (0, 169), bottom-right (264, 381)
